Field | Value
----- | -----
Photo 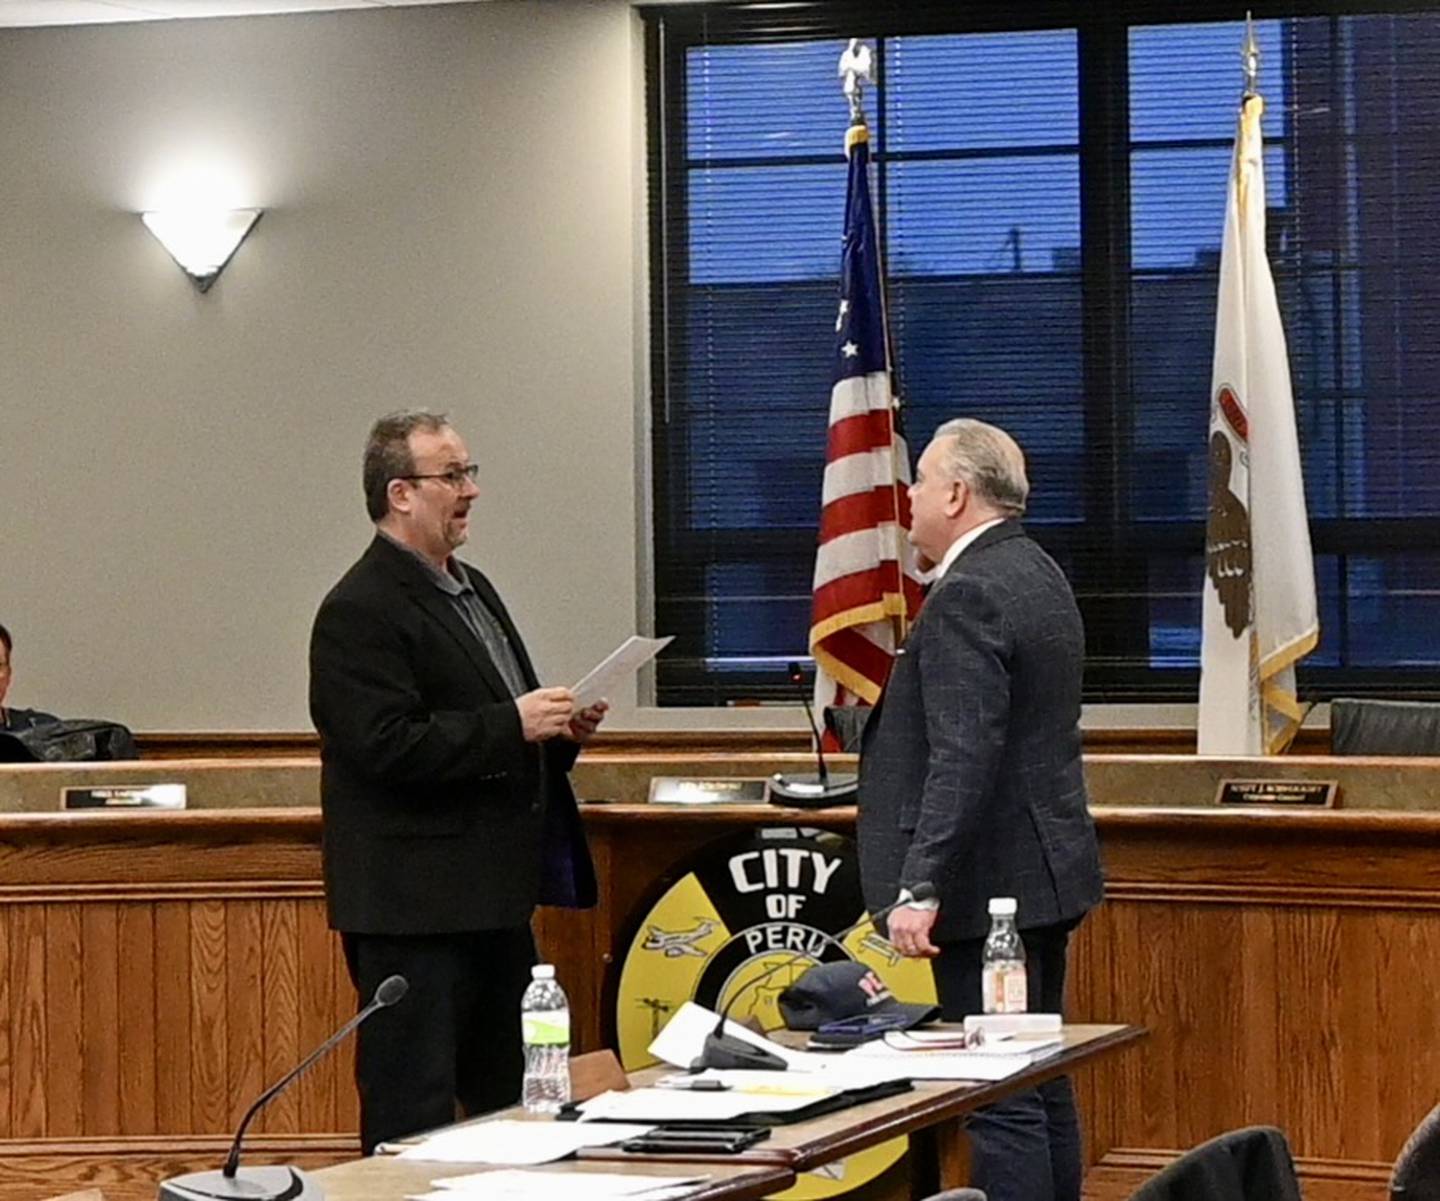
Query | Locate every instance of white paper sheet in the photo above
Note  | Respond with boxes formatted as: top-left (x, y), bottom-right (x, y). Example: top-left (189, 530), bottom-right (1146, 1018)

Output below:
top-left (843, 1038), bottom-right (1064, 1080)
top-left (572, 636), bottom-right (673, 709)
top-left (578, 1079), bottom-right (833, 1123)
top-left (884, 1029), bottom-right (1062, 1055)
top-left (411, 1169), bottom-right (710, 1201)
top-left (395, 1119), bottom-right (654, 1164)
top-left (647, 1000), bottom-right (827, 1071)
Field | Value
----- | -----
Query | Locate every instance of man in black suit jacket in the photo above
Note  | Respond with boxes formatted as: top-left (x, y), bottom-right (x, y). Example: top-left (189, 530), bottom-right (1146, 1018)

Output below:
top-left (857, 418), bottom-right (1103, 1201)
top-left (309, 410), bottom-right (605, 1154)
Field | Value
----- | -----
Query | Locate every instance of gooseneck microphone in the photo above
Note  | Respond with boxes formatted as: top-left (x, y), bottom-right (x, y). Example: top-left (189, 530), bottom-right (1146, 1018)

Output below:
top-left (158, 974), bottom-right (409, 1201)
top-left (696, 884), bottom-right (936, 1072)
top-left (765, 662), bottom-right (859, 808)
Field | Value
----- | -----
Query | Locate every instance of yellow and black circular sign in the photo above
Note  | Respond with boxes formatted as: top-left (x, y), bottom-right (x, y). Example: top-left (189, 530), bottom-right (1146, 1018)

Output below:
top-left (613, 826), bottom-right (937, 1200)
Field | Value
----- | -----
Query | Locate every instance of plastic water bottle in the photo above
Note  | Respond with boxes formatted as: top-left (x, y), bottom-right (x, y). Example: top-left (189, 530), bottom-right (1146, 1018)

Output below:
top-left (520, 963), bottom-right (571, 1114)
top-left (981, 897), bottom-right (1028, 1014)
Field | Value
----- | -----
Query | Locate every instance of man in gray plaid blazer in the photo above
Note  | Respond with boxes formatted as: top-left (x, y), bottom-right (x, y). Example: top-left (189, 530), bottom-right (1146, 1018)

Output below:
top-left (857, 418), bottom-right (1103, 1201)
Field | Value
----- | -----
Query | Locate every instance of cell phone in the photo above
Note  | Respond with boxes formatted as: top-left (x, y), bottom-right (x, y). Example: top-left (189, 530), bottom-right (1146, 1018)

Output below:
top-left (807, 1011), bottom-right (911, 1048)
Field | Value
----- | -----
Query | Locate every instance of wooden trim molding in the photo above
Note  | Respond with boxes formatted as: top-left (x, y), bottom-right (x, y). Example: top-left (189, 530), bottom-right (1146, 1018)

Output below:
top-left (1084, 1148), bottom-right (1392, 1201)
top-left (133, 725), bottom-right (1334, 760)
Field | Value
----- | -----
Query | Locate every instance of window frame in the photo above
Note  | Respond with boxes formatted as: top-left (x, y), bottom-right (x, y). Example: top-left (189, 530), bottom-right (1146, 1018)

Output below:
top-left (645, 0), bottom-right (1440, 706)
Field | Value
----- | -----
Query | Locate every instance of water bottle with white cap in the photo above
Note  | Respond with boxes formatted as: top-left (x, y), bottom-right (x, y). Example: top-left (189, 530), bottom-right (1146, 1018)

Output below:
top-left (981, 896), bottom-right (1028, 1014)
top-left (520, 964), bottom-right (571, 1113)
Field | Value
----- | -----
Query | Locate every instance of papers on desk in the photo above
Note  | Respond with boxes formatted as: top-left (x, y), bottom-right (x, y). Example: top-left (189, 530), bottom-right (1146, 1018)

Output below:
top-left (843, 1030), bottom-right (1065, 1080)
top-left (883, 1029), bottom-right (1062, 1054)
top-left (395, 1119), bottom-right (655, 1164)
top-left (411, 1169), bottom-right (711, 1201)
top-left (572, 636), bottom-right (673, 709)
top-left (578, 1075), bottom-right (834, 1123)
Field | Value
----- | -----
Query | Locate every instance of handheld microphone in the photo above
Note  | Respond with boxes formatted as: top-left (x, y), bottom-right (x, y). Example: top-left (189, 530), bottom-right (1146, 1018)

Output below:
top-left (695, 884), bottom-right (936, 1072)
top-left (765, 662), bottom-right (859, 808)
top-left (158, 975), bottom-right (409, 1201)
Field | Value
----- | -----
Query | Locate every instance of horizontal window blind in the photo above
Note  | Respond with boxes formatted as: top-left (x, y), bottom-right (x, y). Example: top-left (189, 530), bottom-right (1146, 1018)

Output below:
top-left (648, 2), bottom-right (1440, 704)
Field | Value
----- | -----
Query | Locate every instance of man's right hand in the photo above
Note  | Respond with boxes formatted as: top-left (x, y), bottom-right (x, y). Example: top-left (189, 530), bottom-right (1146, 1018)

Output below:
top-left (516, 687), bottom-right (576, 742)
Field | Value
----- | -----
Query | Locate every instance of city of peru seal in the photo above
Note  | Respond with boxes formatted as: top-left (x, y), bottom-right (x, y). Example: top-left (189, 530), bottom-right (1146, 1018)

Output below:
top-left (613, 826), bottom-right (937, 1200)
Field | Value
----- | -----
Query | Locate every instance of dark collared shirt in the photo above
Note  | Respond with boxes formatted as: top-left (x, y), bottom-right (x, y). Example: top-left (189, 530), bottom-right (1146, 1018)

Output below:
top-left (381, 532), bottom-right (528, 696)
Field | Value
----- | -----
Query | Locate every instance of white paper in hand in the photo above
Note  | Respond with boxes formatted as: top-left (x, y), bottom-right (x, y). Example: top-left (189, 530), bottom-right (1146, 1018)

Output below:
top-left (572, 636), bottom-right (673, 709)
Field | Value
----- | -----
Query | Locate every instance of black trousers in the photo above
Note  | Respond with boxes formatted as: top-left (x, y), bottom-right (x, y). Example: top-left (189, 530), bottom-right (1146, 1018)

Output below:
top-left (342, 927), bottom-right (536, 1154)
top-left (930, 920), bottom-right (1082, 1201)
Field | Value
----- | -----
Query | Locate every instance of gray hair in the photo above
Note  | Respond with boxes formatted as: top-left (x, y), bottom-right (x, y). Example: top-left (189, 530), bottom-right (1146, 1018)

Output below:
top-left (363, 409), bottom-right (450, 521)
top-left (931, 418), bottom-right (1029, 517)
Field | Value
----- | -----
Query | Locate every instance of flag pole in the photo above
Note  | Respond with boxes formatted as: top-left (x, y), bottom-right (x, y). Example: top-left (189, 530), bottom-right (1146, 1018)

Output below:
top-left (838, 38), bottom-right (913, 642)
top-left (1241, 12), bottom-right (1260, 100)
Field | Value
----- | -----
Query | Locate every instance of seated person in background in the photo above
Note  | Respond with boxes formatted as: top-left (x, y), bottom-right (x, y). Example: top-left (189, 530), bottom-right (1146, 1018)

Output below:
top-left (0, 624), bottom-right (58, 732)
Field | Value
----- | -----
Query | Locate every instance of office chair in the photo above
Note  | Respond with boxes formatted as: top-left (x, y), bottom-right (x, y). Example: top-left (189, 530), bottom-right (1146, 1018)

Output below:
top-left (1331, 698), bottom-right (1440, 756)
top-left (1392, 1101), bottom-right (1440, 1201)
top-left (1128, 1126), bottom-right (1302, 1201)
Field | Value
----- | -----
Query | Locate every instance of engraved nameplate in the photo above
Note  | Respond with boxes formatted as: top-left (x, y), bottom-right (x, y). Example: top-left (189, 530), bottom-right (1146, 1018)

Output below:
top-left (1215, 779), bottom-right (1338, 807)
top-left (647, 777), bottom-right (767, 805)
top-left (63, 784), bottom-right (188, 810)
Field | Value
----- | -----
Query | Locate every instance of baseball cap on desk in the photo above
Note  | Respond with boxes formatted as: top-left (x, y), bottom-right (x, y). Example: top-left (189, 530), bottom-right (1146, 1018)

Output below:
top-left (778, 961), bottom-right (939, 1032)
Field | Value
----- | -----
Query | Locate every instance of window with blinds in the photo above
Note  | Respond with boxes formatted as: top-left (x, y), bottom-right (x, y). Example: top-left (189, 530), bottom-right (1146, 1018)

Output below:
top-left (646, 3), bottom-right (1440, 705)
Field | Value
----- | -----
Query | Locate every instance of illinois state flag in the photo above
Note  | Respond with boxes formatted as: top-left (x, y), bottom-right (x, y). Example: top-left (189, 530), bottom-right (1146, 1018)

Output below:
top-left (1198, 94), bottom-right (1319, 755)
top-left (808, 122), bottom-right (924, 716)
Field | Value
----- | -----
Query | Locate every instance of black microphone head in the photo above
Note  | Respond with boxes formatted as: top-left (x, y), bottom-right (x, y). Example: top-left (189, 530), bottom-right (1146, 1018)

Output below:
top-left (908, 882), bottom-right (937, 904)
top-left (375, 975), bottom-right (408, 1007)
top-left (788, 660), bottom-right (805, 685)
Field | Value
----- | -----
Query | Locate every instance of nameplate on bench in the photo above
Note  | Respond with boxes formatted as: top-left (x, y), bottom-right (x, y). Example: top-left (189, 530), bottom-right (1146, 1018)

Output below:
top-left (1215, 779), bottom-right (1338, 807)
top-left (648, 777), bottom-right (767, 805)
top-left (62, 784), bottom-right (188, 811)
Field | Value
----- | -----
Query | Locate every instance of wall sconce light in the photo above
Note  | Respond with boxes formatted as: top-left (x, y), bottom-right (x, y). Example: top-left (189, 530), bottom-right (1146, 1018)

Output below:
top-left (141, 208), bottom-right (263, 293)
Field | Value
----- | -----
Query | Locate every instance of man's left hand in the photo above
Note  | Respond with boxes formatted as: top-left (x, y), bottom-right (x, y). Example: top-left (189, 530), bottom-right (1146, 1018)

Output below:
top-left (568, 700), bottom-right (609, 744)
top-left (887, 905), bottom-right (940, 958)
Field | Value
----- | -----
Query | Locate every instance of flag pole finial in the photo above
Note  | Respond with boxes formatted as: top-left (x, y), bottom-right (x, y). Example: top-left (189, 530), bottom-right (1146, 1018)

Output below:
top-left (839, 38), bottom-right (873, 126)
top-left (1241, 12), bottom-right (1261, 98)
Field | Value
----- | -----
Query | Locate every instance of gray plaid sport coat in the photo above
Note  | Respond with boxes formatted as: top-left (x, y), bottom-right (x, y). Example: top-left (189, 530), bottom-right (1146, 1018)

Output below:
top-left (857, 520), bottom-right (1104, 942)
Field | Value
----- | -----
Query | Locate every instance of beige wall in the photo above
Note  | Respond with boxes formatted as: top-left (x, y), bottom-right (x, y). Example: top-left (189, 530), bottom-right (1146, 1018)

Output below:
top-left (0, 1), bottom-right (1237, 738)
top-left (0, 0), bottom-right (647, 730)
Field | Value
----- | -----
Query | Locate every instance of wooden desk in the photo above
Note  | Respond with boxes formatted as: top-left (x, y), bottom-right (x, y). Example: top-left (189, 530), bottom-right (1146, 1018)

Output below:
top-left (576, 1023), bottom-right (1145, 1192)
top-left (313, 1150), bottom-right (794, 1201)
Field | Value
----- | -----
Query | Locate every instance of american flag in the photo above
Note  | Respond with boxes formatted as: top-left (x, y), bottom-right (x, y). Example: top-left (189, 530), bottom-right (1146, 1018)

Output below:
top-left (808, 121), bottom-right (924, 723)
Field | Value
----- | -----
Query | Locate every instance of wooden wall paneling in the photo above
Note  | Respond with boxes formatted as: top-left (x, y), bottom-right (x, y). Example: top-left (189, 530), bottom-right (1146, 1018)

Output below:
top-left (0, 908), bottom-right (10, 1140)
top-left (259, 900), bottom-right (301, 1136)
top-left (1236, 905), bottom-right (1279, 1134)
top-left (1280, 908), bottom-right (1343, 1158)
top-left (187, 900), bottom-right (229, 1133)
top-left (116, 903), bottom-right (157, 1136)
top-left (1339, 908), bottom-right (1381, 1162)
top-left (1173, 904), bottom-right (1248, 1147)
top-left (45, 904), bottom-right (83, 1137)
top-left (80, 902), bottom-right (120, 1136)
top-left (225, 902), bottom-right (265, 1137)
top-left (152, 903), bottom-right (192, 1134)
top-left (295, 901), bottom-right (340, 1134)
top-left (1385, 915), bottom-right (1440, 1158)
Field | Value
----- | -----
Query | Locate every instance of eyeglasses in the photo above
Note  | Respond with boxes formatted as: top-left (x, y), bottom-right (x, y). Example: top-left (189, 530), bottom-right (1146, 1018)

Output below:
top-left (398, 464), bottom-right (480, 488)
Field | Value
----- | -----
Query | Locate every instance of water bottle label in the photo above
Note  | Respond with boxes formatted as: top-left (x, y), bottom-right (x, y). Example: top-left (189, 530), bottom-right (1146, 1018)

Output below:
top-left (522, 1009), bottom-right (570, 1046)
top-left (982, 967), bottom-right (1028, 1014)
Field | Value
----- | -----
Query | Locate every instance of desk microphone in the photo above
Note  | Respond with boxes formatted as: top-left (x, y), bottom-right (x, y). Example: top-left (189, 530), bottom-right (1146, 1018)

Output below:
top-left (158, 974), bottom-right (409, 1201)
top-left (765, 662), bottom-right (859, 808)
top-left (695, 883), bottom-right (936, 1072)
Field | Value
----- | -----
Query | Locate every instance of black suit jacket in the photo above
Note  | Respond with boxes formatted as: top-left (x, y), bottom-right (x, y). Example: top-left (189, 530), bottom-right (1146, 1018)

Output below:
top-left (857, 521), bottom-right (1103, 942)
top-left (309, 534), bottom-right (596, 936)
